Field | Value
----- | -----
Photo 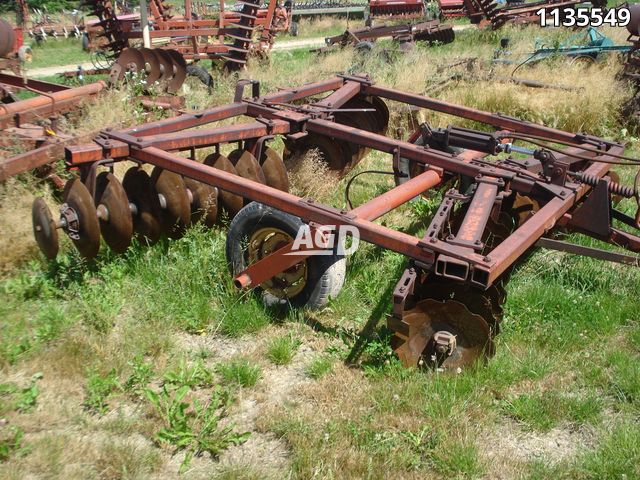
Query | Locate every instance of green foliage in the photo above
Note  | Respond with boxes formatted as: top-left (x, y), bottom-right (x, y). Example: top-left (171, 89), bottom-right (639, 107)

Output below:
top-left (164, 358), bottom-right (213, 389)
top-left (218, 299), bottom-right (271, 337)
top-left (83, 369), bottom-right (120, 414)
top-left (145, 385), bottom-right (249, 473)
top-left (0, 427), bottom-right (25, 462)
top-left (216, 359), bottom-right (261, 388)
top-left (123, 357), bottom-right (155, 399)
top-left (306, 355), bottom-right (333, 379)
top-left (266, 335), bottom-right (301, 365)
top-left (574, 421), bottom-right (640, 479)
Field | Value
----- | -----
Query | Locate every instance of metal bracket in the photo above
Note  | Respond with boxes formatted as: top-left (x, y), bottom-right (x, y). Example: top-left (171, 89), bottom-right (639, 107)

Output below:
top-left (234, 79), bottom-right (260, 102)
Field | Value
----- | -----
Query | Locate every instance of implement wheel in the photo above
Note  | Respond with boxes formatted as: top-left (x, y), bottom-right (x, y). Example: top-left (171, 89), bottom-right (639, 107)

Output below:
top-left (226, 202), bottom-right (345, 309)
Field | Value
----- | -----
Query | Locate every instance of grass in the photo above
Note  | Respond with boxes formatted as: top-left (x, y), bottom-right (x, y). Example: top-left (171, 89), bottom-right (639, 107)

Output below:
top-left (217, 359), bottom-right (262, 388)
top-left (1, 21), bottom-right (640, 479)
top-left (306, 355), bottom-right (334, 379)
top-left (266, 334), bottom-right (301, 365)
top-left (25, 37), bottom-right (92, 70)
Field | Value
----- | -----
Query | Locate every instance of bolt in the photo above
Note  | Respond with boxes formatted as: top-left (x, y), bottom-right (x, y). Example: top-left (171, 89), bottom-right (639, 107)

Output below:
top-left (429, 237), bottom-right (437, 244)
top-left (560, 191), bottom-right (566, 196)
top-left (483, 256), bottom-right (492, 262)
top-left (447, 234), bottom-right (454, 241)
top-left (475, 240), bottom-right (481, 245)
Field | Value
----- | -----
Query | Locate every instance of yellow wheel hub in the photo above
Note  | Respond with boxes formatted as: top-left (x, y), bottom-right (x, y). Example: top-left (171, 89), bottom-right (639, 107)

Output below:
top-left (247, 227), bottom-right (307, 298)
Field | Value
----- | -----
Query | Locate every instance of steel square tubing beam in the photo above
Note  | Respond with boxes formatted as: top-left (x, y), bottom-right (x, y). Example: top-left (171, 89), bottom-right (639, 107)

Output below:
top-left (363, 85), bottom-right (579, 143)
top-left (136, 120), bottom-right (291, 151)
top-left (131, 146), bottom-right (488, 267)
top-left (123, 102), bottom-right (248, 136)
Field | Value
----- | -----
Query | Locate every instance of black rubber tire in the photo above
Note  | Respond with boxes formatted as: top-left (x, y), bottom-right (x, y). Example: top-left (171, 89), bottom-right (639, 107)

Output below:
top-left (186, 64), bottom-right (214, 89)
top-left (289, 21), bottom-right (299, 37)
top-left (226, 202), bottom-right (346, 309)
top-left (355, 41), bottom-right (374, 53)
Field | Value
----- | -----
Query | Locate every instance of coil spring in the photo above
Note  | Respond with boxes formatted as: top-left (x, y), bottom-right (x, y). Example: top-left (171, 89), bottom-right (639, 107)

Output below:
top-left (572, 172), bottom-right (636, 198)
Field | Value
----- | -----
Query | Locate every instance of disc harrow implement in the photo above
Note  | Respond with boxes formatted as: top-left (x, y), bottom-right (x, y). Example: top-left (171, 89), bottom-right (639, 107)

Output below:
top-left (37, 74), bottom-right (640, 371)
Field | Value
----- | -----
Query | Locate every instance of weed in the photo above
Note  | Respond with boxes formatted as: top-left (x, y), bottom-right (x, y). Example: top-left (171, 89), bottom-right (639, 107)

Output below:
top-left (266, 334), bottom-right (301, 365)
top-left (123, 357), bottom-right (155, 399)
top-left (164, 358), bottom-right (213, 389)
top-left (306, 355), bottom-right (333, 379)
top-left (145, 385), bottom-right (249, 473)
top-left (83, 369), bottom-right (120, 414)
top-left (0, 427), bottom-right (25, 462)
top-left (16, 382), bottom-right (39, 413)
top-left (217, 359), bottom-right (262, 388)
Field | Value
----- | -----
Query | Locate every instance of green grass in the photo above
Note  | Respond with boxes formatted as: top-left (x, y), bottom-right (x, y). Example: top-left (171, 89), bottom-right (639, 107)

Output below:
top-left (306, 355), bottom-right (333, 379)
top-left (266, 334), bottom-right (301, 365)
top-left (26, 37), bottom-right (92, 70)
top-left (217, 358), bottom-right (262, 388)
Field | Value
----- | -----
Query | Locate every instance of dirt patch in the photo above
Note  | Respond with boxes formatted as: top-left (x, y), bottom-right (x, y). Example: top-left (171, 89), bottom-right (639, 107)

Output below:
top-left (479, 419), bottom-right (594, 478)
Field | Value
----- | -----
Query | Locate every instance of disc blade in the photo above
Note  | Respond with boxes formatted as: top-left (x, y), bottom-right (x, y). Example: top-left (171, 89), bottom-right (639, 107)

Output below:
top-left (64, 178), bottom-right (101, 259)
top-left (122, 167), bottom-right (162, 245)
top-left (113, 47), bottom-right (145, 82)
top-left (184, 177), bottom-right (218, 227)
top-left (397, 299), bottom-right (493, 370)
top-left (154, 49), bottom-right (176, 87)
top-left (95, 172), bottom-right (133, 253)
top-left (139, 47), bottom-right (162, 84)
top-left (230, 150), bottom-right (266, 183)
top-left (204, 153), bottom-right (243, 218)
top-left (164, 49), bottom-right (187, 94)
top-left (32, 197), bottom-right (59, 259)
top-left (151, 167), bottom-right (191, 238)
top-left (260, 147), bottom-right (289, 192)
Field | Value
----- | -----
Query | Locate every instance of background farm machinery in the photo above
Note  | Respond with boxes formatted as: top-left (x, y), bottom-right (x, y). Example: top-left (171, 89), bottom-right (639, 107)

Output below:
top-left (320, 19), bottom-right (455, 52)
top-left (26, 74), bottom-right (640, 370)
top-left (494, 27), bottom-right (633, 69)
top-left (83, 0), bottom-right (282, 91)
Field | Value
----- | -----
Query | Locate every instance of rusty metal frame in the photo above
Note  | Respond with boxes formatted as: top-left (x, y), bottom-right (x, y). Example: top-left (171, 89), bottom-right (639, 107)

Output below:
top-left (63, 74), bottom-right (640, 292)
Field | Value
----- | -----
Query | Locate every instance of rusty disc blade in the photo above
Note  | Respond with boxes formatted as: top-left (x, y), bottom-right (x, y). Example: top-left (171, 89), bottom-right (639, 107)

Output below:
top-left (154, 49), bottom-right (176, 87)
top-left (204, 152), bottom-right (244, 218)
top-left (184, 177), bottom-right (218, 227)
top-left (164, 49), bottom-right (187, 94)
top-left (139, 47), bottom-right (162, 84)
top-left (260, 147), bottom-right (289, 192)
top-left (122, 167), bottom-right (162, 245)
top-left (151, 167), bottom-right (191, 238)
top-left (396, 299), bottom-right (493, 370)
top-left (64, 178), bottom-right (101, 259)
top-left (32, 197), bottom-right (59, 259)
top-left (284, 133), bottom-right (351, 173)
top-left (229, 150), bottom-right (266, 191)
top-left (368, 95), bottom-right (390, 134)
top-left (95, 172), bottom-right (133, 253)
top-left (113, 47), bottom-right (145, 82)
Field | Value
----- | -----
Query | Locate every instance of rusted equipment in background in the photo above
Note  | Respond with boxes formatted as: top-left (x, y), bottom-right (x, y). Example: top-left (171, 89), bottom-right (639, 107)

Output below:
top-left (463, 0), bottom-right (606, 29)
top-left (0, 74), bottom-right (107, 182)
top-left (84, 0), bottom-right (279, 77)
top-left (30, 74), bottom-right (640, 371)
top-left (368, 0), bottom-right (425, 20)
top-left (0, 19), bottom-right (30, 75)
top-left (620, 4), bottom-right (640, 121)
top-left (321, 20), bottom-right (455, 51)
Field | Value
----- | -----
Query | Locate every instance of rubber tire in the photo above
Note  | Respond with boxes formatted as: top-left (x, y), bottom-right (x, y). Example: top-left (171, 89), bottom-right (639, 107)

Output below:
top-left (186, 64), bottom-right (214, 89)
top-left (226, 202), bottom-right (346, 309)
top-left (355, 41), bottom-right (374, 54)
